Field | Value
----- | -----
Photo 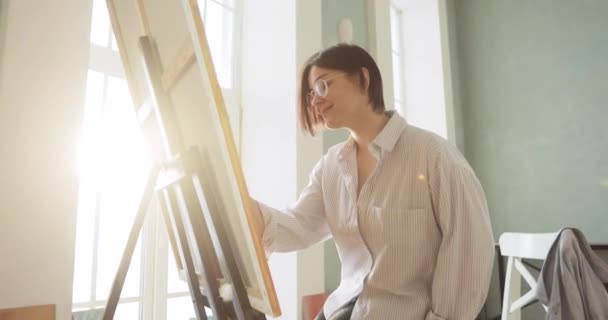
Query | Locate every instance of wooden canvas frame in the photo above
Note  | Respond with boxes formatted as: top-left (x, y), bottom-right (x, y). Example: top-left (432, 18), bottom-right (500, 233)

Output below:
top-left (105, 0), bottom-right (280, 316)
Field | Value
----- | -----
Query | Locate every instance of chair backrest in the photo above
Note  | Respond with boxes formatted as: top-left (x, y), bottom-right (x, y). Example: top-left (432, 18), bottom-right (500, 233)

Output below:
top-left (499, 232), bottom-right (559, 320)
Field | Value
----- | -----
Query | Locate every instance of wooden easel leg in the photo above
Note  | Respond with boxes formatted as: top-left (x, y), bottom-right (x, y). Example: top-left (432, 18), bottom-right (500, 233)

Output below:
top-left (103, 166), bottom-right (160, 320)
top-left (188, 148), bottom-right (264, 320)
top-left (174, 180), bottom-right (231, 319)
top-left (159, 188), bottom-right (209, 320)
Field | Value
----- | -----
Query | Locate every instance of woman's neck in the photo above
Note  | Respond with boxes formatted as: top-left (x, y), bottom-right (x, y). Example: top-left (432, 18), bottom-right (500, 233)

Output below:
top-left (350, 110), bottom-right (389, 148)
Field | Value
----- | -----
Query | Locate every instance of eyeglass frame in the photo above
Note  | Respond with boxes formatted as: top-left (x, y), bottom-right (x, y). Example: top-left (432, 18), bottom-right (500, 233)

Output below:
top-left (306, 72), bottom-right (348, 107)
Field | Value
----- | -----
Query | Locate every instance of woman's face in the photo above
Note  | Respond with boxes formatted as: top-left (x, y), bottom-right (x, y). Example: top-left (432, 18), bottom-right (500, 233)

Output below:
top-left (307, 66), bottom-right (369, 129)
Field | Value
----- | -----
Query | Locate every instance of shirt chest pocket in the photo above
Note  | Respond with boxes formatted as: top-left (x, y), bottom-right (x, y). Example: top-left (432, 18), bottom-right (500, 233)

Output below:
top-left (375, 172), bottom-right (432, 210)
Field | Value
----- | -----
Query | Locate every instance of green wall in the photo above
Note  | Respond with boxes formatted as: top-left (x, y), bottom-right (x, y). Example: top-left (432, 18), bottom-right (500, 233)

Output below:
top-left (450, 1), bottom-right (608, 318)
top-left (320, 0), bottom-right (369, 292)
top-left (452, 0), bottom-right (608, 243)
top-left (321, 0), bottom-right (368, 49)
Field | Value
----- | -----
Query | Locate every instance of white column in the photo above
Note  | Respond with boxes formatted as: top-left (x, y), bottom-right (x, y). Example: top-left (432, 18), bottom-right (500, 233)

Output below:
top-left (295, 0), bottom-right (326, 316)
top-left (241, 1), bottom-right (324, 319)
top-left (0, 1), bottom-right (91, 319)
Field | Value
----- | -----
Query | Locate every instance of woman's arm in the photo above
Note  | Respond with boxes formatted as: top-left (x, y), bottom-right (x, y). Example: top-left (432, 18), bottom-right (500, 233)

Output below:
top-left (253, 157), bottom-right (331, 254)
top-left (425, 145), bottom-right (495, 320)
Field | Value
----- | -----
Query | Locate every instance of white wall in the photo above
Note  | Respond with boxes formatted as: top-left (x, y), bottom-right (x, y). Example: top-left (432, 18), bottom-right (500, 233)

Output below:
top-left (241, 1), bottom-right (298, 318)
top-left (295, 0), bottom-right (325, 311)
top-left (0, 0), bottom-right (90, 319)
top-left (241, 0), bottom-right (324, 319)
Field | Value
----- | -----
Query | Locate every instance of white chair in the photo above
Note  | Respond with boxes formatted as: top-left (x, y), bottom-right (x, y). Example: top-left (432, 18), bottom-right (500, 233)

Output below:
top-left (499, 232), bottom-right (559, 320)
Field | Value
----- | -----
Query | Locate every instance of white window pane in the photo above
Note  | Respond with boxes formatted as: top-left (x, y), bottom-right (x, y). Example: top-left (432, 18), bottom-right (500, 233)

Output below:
top-left (206, 1), bottom-right (234, 88)
top-left (73, 70), bottom-right (106, 304)
top-left (390, 6), bottom-right (400, 53)
top-left (101, 76), bottom-right (149, 180)
top-left (167, 296), bottom-right (213, 319)
top-left (71, 182), bottom-right (97, 303)
top-left (392, 53), bottom-right (403, 101)
top-left (94, 75), bottom-right (149, 300)
top-left (210, 0), bottom-right (235, 9)
top-left (167, 296), bottom-right (195, 320)
top-left (115, 302), bottom-right (140, 320)
top-left (90, 0), bottom-right (111, 47)
top-left (71, 188), bottom-right (96, 303)
top-left (168, 245), bottom-right (189, 293)
top-left (96, 225), bottom-right (142, 299)
top-left (79, 70), bottom-right (105, 179)
top-left (111, 32), bottom-right (119, 51)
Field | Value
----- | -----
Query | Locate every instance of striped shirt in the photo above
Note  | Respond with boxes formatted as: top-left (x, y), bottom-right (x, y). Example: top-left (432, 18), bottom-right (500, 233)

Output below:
top-left (258, 111), bottom-right (495, 319)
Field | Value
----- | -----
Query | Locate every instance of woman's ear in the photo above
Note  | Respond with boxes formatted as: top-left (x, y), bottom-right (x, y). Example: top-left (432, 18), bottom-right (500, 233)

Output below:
top-left (360, 67), bottom-right (370, 93)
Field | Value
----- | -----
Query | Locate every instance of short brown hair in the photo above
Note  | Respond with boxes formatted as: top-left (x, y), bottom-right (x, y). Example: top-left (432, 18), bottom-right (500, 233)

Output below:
top-left (298, 43), bottom-right (385, 136)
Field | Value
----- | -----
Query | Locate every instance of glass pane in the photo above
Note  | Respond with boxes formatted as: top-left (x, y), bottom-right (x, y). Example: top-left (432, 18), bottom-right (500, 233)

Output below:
top-left (95, 75), bottom-right (149, 300)
top-left (197, 0), bottom-right (207, 22)
top-left (96, 222), bottom-right (143, 299)
top-left (71, 184), bottom-right (97, 303)
top-left (111, 32), bottom-right (119, 51)
top-left (71, 186), bottom-right (97, 303)
top-left (209, 0), bottom-right (235, 9)
top-left (392, 53), bottom-right (403, 101)
top-left (167, 296), bottom-right (213, 319)
top-left (115, 302), bottom-right (140, 320)
top-left (390, 6), bottom-right (401, 54)
top-left (73, 70), bottom-right (105, 304)
top-left (90, 0), bottom-right (111, 47)
top-left (167, 245), bottom-right (189, 294)
top-left (102, 76), bottom-right (149, 177)
top-left (206, 1), bottom-right (234, 88)
top-left (167, 296), bottom-right (195, 320)
top-left (79, 70), bottom-right (105, 180)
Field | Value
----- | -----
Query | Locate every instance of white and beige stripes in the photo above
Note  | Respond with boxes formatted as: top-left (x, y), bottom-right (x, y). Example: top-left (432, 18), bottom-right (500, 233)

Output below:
top-left (258, 111), bottom-right (495, 320)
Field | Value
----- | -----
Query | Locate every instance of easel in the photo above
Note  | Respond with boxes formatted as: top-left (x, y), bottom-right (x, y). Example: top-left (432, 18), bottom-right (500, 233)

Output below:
top-left (102, 36), bottom-right (266, 320)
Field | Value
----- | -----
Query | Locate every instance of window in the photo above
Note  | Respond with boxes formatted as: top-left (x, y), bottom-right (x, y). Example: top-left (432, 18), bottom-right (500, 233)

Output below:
top-left (72, 1), bottom-right (150, 318)
top-left (388, 2), bottom-right (449, 139)
top-left (73, 0), bottom-right (242, 319)
top-left (390, 3), bottom-right (405, 114)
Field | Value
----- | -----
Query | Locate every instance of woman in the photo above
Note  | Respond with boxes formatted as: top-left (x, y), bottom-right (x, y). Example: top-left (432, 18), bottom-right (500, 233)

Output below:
top-left (253, 44), bottom-right (494, 320)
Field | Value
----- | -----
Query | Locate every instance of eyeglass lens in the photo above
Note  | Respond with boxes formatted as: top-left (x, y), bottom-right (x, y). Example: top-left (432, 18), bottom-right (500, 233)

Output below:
top-left (313, 80), bottom-right (328, 97)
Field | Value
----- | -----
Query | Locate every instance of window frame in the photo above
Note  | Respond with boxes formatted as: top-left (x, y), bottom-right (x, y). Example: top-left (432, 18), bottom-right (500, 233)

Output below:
top-left (390, 2), bottom-right (406, 115)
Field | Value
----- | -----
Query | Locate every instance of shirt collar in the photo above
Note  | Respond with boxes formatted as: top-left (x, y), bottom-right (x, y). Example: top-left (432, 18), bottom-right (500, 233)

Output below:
top-left (372, 110), bottom-right (407, 153)
top-left (337, 110), bottom-right (407, 159)
top-left (338, 135), bottom-right (357, 161)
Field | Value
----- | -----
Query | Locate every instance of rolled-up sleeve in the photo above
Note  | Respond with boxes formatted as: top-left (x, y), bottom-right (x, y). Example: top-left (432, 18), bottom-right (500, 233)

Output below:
top-left (425, 145), bottom-right (495, 320)
top-left (257, 157), bottom-right (331, 253)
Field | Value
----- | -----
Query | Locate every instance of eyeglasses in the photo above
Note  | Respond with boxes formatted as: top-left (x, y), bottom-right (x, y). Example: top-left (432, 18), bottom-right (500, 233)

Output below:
top-left (306, 73), bottom-right (346, 106)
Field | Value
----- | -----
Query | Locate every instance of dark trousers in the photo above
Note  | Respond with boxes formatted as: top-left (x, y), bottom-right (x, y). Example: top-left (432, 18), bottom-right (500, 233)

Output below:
top-left (315, 298), bottom-right (357, 320)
